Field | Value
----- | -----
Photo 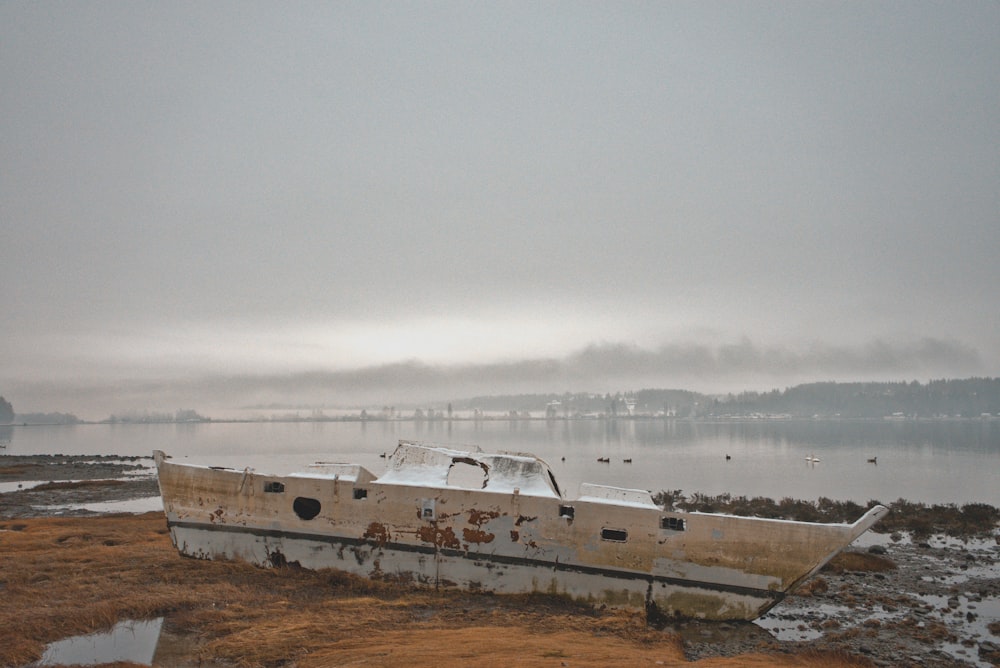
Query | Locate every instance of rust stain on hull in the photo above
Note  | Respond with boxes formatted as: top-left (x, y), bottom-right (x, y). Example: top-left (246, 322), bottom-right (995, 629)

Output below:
top-left (363, 521), bottom-right (391, 546)
top-left (467, 508), bottom-right (500, 526)
top-left (462, 527), bottom-right (495, 545)
top-left (416, 525), bottom-right (462, 550)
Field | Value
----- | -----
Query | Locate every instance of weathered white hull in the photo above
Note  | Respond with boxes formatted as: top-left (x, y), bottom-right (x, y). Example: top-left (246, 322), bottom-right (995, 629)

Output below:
top-left (155, 441), bottom-right (887, 621)
top-left (166, 522), bottom-right (779, 618)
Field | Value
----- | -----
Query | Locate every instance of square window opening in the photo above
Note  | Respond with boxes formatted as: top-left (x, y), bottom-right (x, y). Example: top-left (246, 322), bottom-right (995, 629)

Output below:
top-left (601, 528), bottom-right (628, 542)
top-left (421, 499), bottom-right (436, 520)
top-left (660, 517), bottom-right (686, 531)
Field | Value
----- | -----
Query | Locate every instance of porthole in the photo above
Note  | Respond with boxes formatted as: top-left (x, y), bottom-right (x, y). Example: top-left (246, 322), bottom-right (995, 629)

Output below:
top-left (293, 497), bottom-right (321, 520)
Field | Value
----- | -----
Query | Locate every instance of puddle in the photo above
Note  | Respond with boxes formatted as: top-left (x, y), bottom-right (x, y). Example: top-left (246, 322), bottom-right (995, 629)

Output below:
top-left (920, 564), bottom-right (999, 585)
top-left (915, 593), bottom-right (1000, 632)
top-left (1, 475), bottom-right (154, 495)
top-left (755, 602), bottom-right (856, 641)
top-left (850, 531), bottom-right (904, 549)
top-left (753, 620), bottom-right (823, 642)
top-left (0, 480), bottom-right (48, 494)
top-left (29, 616), bottom-right (230, 668)
top-left (35, 496), bottom-right (163, 515)
top-left (32, 618), bottom-right (163, 666)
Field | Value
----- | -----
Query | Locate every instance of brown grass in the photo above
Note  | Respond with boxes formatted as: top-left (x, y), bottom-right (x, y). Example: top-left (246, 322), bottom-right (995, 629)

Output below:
top-left (823, 550), bottom-right (897, 574)
top-left (31, 479), bottom-right (129, 491)
top-left (0, 514), bottom-right (874, 668)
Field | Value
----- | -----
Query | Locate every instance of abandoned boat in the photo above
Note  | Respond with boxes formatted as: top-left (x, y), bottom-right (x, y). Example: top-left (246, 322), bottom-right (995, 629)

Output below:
top-left (153, 440), bottom-right (887, 621)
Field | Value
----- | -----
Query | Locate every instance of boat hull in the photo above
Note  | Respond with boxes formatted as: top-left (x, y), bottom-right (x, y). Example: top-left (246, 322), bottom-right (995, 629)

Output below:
top-left (154, 443), bottom-right (887, 621)
top-left (167, 520), bottom-right (784, 619)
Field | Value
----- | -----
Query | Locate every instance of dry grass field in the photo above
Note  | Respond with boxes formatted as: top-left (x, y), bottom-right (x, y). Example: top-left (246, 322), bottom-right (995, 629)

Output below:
top-left (0, 513), bottom-right (875, 668)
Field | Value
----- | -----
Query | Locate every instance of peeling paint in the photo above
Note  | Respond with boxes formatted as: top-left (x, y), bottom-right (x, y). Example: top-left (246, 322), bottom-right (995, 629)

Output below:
top-left (416, 525), bottom-right (461, 550)
top-left (461, 527), bottom-right (495, 545)
top-left (363, 521), bottom-right (391, 546)
top-left (467, 508), bottom-right (499, 526)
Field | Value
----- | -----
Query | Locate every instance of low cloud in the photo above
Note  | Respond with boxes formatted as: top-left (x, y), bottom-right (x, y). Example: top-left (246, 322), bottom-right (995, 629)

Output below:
top-left (7, 336), bottom-right (986, 419)
top-left (563, 337), bottom-right (982, 381)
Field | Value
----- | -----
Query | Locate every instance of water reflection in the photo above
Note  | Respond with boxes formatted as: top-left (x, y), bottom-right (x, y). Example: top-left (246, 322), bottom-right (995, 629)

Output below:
top-left (34, 618), bottom-right (163, 666)
top-left (5, 419), bottom-right (998, 504)
top-left (31, 616), bottom-right (234, 668)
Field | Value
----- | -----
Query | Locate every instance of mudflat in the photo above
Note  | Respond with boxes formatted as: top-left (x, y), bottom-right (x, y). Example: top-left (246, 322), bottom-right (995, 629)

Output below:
top-left (0, 454), bottom-right (157, 518)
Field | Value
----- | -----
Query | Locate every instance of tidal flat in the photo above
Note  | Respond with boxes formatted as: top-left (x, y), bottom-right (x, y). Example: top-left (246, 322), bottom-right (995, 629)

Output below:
top-left (0, 455), bottom-right (997, 667)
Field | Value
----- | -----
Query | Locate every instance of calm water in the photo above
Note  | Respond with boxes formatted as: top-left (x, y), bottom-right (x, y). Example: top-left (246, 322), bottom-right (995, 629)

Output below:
top-left (2, 419), bottom-right (998, 506)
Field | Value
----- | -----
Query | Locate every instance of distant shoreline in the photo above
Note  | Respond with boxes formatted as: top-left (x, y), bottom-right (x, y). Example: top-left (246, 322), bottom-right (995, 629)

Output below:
top-left (7, 377), bottom-right (1000, 425)
top-left (7, 413), bottom-right (1000, 427)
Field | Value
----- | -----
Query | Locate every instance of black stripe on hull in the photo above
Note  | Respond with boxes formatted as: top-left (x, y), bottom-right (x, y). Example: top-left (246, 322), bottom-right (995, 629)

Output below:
top-left (168, 520), bottom-right (785, 604)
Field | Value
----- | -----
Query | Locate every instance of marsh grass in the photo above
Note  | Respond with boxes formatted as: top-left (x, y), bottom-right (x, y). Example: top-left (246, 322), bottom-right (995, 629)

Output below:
top-left (824, 551), bottom-right (897, 574)
top-left (31, 479), bottom-right (130, 492)
top-left (0, 514), bottom-right (876, 668)
top-left (653, 491), bottom-right (1000, 539)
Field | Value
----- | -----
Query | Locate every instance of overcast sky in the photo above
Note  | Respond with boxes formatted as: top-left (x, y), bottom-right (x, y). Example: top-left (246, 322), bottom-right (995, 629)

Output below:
top-left (3, 2), bottom-right (998, 418)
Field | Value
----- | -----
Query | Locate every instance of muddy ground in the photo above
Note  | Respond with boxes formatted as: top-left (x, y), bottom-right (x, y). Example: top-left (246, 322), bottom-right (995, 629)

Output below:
top-left (0, 453), bottom-right (159, 517)
top-left (1, 454), bottom-right (997, 667)
top-left (677, 536), bottom-right (1000, 667)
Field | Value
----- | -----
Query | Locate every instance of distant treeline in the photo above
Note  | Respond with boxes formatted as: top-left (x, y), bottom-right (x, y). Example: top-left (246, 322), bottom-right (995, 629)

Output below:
top-left (3, 378), bottom-right (999, 424)
top-left (105, 409), bottom-right (209, 424)
top-left (1, 394), bottom-right (83, 425)
top-left (14, 412), bottom-right (81, 425)
top-left (713, 378), bottom-right (1000, 418)
top-left (455, 378), bottom-right (1000, 419)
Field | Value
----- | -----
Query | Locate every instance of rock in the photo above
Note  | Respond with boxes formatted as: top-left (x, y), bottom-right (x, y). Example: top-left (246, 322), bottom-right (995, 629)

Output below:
top-left (980, 641), bottom-right (1000, 663)
top-left (868, 544), bottom-right (888, 555)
